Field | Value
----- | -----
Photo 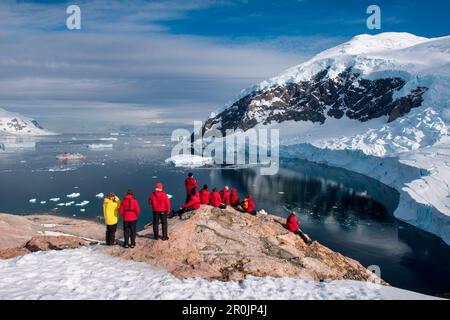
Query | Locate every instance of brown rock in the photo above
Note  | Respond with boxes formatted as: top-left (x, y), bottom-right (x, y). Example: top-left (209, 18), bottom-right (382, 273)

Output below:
top-left (102, 205), bottom-right (387, 285)
top-left (25, 236), bottom-right (90, 252)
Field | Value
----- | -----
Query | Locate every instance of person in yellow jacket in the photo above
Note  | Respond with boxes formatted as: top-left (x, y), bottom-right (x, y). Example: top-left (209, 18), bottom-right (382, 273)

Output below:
top-left (103, 192), bottom-right (121, 246)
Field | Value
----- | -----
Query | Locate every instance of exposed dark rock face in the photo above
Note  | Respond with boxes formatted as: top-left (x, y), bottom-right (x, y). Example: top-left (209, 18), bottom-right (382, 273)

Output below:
top-left (203, 67), bottom-right (428, 134)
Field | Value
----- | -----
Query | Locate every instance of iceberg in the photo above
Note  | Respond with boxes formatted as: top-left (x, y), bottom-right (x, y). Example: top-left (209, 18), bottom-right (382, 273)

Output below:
top-left (165, 154), bottom-right (214, 168)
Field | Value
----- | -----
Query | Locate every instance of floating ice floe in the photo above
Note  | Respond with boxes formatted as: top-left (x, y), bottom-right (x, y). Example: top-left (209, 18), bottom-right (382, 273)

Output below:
top-left (67, 193), bottom-right (80, 199)
top-left (167, 194), bottom-right (173, 199)
top-left (165, 154), bottom-right (214, 168)
top-left (57, 203), bottom-right (66, 207)
top-left (278, 192), bottom-right (285, 194)
top-left (110, 133), bottom-right (120, 136)
top-left (65, 201), bottom-right (75, 206)
top-left (88, 144), bottom-right (113, 150)
top-left (96, 193), bottom-right (105, 199)
top-left (80, 209), bottom-right (86, 212)
top-left (56, 153), bottom-right (86, 161)
top-left (76, 201), bottom-right (90, 207)
top-left (48, 167), bottom-right (77, 172)
top-left (49, 198), bottom-right (61, 202)
top-left (40, 201), bottom-right (47, 205)
top-left (29, 199), bottom-right (37, 204)
top-left (99, 137), bottom-right (118, 141)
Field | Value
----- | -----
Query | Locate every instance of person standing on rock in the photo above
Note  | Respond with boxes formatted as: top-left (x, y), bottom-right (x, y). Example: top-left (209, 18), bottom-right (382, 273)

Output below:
top-left (286, 212), bottom-right (312, 244)
top-left (171, 188), bottom-right (200, 219)
top-left (199, 185), bottom-right (210, 205)
top-left (184, 173), bottom-right (198, 203)
top-left (103, 192), bottom-right (121, 246)
top-left (229, 188), bottom-right (240, 207)
top-left (220, 186), bottom-right (230, 207)
top-left (148, 183), bottom-right (171, 241)
top-left (119, 189), bottom-right (141, 248)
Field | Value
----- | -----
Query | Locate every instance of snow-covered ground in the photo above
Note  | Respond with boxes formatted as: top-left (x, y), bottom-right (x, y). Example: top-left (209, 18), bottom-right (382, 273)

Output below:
top-left (0, 247), bottom-right (439, 300)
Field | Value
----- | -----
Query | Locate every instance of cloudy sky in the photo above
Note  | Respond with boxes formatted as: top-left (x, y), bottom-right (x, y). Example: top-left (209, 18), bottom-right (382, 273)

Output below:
top-left (0, 0), bottom-right (449, 132)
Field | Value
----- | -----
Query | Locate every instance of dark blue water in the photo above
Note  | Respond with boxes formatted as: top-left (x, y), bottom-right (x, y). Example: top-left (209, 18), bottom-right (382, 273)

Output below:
top-left (0, 133), bottom-right (449, 297)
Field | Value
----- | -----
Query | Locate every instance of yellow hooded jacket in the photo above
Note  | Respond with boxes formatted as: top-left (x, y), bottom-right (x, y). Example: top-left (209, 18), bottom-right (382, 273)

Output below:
top-left (103, 196), bottom-right (121, 225)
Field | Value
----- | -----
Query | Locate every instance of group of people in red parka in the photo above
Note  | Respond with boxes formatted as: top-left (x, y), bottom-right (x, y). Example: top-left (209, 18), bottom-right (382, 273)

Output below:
top-left (113, 172), bottom-right (310, 249)
top-left (170, 173), bottom-right (257, 220)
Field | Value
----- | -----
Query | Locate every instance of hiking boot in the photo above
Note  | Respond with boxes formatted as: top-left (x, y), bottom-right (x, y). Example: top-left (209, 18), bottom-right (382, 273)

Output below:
top-left (161, 237), bottom-right (169, 241)
top-left (123, 244), bottom-right (129, 249)
top-left (130, 244), bottom-right (136, 248)
top-left (154, 235), bottom-right (160, 240)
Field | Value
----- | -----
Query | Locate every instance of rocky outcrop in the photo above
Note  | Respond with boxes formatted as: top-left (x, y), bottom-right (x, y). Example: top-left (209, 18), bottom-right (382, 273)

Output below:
top-left (0, 213), bottom-right (109, 259)
top-left (202, 67), bottom-right (428, 135)
top-left (0, 210), bottom-right (384, 285)
top-left (102, 206), bottom-right (385, 284)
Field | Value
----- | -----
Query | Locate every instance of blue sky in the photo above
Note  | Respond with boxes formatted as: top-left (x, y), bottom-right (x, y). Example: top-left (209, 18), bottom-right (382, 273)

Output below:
top-left (1, 0), bottom-right (449, 132)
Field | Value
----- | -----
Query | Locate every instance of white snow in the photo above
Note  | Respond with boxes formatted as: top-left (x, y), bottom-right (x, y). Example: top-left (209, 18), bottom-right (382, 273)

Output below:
top-left (0, 248), bottom-right (439, 300)
top-left (66, 193), bottom-right (80, 199)
top-left (0, 107), bottom-right (54, 136)
top-left (165, 154), bottom-right (214, 168)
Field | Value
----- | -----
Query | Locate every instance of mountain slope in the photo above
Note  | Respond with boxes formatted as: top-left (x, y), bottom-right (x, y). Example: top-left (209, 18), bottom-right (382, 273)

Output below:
top-left (203, 33), bottom-right (449, 157)
top-left (0, 108), bottom-right (54, 136)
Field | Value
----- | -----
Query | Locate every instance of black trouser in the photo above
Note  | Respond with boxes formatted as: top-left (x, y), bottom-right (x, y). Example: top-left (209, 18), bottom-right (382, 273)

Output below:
top-left (106, 224), bottom-right (117, 246)
top-left (123, 221), bottom-right (137, 246)
top-left (153, 211), bottom-right (168, 239)
top-left (294, 230), bottom-right (311, 243)
top-left (185, 193), bottom-right (191, 204)
top-left (174, 206), bottom-right (195, 218)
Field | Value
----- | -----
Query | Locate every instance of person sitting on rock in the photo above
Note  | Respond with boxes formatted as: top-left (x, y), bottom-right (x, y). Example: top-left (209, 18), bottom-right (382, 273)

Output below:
top-left (119, 189), bottom-right (141, 249)
top-left (184, 172), bottom-right (198, 204)
top-left (103, 192), bottom-right (121, 246)
top-left (199, 185), bottom-right (210, 205)
top-left (229, 188), bottom-right (240, 207)
top-left (239, 195), bottom-right (256, 215)
top-left (148, 183), bottom-right (171, 241)
top-left (219, 186), bottom-right (230, 207)
top-left (286, 212), bottom-right (312, 244)
top-left (171, 188), bottom-right (201, 219)
top-left (210, 187), bottom-right (226, 209)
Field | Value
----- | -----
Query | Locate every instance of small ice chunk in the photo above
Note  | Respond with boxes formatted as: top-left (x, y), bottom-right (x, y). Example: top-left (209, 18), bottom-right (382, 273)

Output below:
top-left (258, 209), bottom-right (268, 215)
top-left (57, 203), bottom-right (66, 207)
top-left (76, 201), bottom-right (90, 207)
top-left (29, 198), bottom-right (37, 204)
top-left (80, 209), bottom-right (86, 212)
top-left (49, 198), bottom-right (60, 202)
top-left (65, 201), bottom-right (75, 206)
top-left (67, 193), bottom-right (80, 198)
top-left (278, 192), bottom-right (285, 194)
top-left (40, 201), bottom-right (47, 204)
top-left (96, 193), bottom-right (105, 199)
top-left (167, 194), bottom-right (173, 199)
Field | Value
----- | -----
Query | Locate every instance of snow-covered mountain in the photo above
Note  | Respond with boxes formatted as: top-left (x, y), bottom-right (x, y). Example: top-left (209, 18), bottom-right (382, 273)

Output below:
top-left (0, 108), bottom-right (53, 136)
top-left (203, 32), bottom-right (449, 157)
top-left (201, 32), bottom-right (450, 245)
